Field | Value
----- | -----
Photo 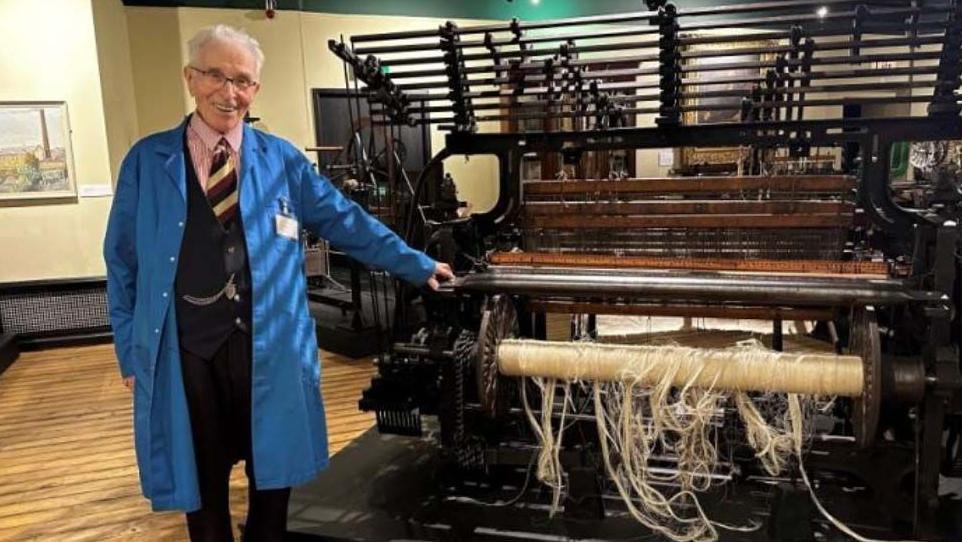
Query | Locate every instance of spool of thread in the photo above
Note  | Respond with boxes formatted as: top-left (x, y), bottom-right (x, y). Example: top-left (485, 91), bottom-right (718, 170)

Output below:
top-left (498, 339), bottom-right (863, 396)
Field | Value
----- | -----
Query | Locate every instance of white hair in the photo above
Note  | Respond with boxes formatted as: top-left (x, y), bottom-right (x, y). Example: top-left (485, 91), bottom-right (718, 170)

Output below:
top-left (187, 24), bottom-right (265, 77)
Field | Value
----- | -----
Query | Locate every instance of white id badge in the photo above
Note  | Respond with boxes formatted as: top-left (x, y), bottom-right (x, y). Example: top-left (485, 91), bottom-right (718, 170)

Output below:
top-left (276, 214), bottom-right (299, 240)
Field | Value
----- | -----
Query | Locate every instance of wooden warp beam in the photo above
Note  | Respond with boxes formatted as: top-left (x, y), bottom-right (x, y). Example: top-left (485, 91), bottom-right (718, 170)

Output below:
top-left (526, 214), bottom-right (850, 229)
top-left (522, 200), bottom-right (853, 216)
top-left (521, 175), bottom-right (856, 195)
top-left (490, 252), bottom-right (891, 276)
top-left (498, 339), bottom-right (864, 396)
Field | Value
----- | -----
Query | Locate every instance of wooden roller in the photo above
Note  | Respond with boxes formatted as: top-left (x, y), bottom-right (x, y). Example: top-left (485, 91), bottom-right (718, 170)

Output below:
top-left (497, 339), bottom-right (864, 397)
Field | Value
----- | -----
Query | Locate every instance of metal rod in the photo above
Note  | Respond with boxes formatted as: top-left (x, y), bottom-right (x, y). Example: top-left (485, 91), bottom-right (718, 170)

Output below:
top-left (351, 1), bottom-right (949, 43)
top-left (379, 78), bottom-right (931, 110)
top-left (350, 9), bottom-right (656, 42)
top-left (385, 81), bottom-right (931, 117)
top-left (382, 37), bottom-right (657, 68)
top-left (383, 95), bottom-right (936, 127)
top-left (382, 47), bottom-right (941, 83)
top-left (373, 96), bottom-right (932, 130)
top-left (681, 5), bottom-right (947, 34)
top-left (393, 64), bottom-right (939, 94)
top-left (354, 26), bottom-right (655, 55)
top-left (379, 32), bottom-right (943, 70)
top-left (392, 343), bottom-right (455, 358)
top-left (363, 20), bottom-right (944, 64)
top-left (362, 15), bottom-right (945, 58)
top-left (435, 115), bottom-right (960, 153)
top-left (454, 266), bottom-right (938, 306)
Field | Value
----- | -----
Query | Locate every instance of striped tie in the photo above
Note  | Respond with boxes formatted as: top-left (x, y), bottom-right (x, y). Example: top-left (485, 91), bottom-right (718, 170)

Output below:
top-left (207, 138), bottom-right (238, 227)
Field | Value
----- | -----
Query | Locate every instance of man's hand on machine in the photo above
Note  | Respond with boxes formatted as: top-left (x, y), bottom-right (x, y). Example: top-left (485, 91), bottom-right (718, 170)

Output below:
top-left (427, 262), bottom-right (455, 291)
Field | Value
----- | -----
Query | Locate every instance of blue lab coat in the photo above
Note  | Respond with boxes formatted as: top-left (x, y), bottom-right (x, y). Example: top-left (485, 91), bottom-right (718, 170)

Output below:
top-left (103, 118), bottom-right (435, 511)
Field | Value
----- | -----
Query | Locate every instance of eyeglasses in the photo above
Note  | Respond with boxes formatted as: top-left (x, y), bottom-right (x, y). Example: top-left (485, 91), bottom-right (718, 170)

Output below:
top-left (189, 66), bottom-right (258, 92)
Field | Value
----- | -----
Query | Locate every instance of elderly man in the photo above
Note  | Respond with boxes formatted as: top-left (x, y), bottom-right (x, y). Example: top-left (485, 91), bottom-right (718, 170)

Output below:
top-left (103, 24), bottom-right (452, 541)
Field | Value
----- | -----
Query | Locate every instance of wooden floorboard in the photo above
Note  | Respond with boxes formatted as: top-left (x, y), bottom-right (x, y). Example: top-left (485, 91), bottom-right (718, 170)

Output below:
top-left (0, 343), bottom-right (376, 541)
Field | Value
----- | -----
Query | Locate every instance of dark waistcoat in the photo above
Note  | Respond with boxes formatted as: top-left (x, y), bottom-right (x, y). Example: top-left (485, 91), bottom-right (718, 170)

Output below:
top-left (175, 137), bottom-right (252, 359)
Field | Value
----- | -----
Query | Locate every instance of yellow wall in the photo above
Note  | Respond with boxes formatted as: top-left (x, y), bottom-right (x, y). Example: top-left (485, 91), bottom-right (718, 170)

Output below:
top-left (125, 7), bottom-right (189, 137)
top-left (0, 0), bottom-right (114, 282)
top-left (92, 0), bottom-right (139, 182)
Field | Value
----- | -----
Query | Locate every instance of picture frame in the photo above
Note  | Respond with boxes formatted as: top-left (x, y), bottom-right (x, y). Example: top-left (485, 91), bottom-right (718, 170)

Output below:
top-left (0, 101), bottom-right (76, 201)
top-left (521, 153), bottom-right (542, 181)
top-left (678, 39), bottom-right (776, 173)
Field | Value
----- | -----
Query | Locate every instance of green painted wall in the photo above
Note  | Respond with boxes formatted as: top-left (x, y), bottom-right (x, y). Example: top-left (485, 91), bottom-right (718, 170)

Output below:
top-left (120, 0), bottom-right (724, 21)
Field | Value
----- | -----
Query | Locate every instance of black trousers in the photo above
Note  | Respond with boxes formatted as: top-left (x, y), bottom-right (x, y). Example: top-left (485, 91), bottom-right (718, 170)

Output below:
top-left (180, 331), bottom-right (290, 542)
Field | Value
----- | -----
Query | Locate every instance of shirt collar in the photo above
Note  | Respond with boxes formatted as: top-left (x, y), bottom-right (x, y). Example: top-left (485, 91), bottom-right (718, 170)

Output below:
top-left (188, 112), bottom-right (244, 153)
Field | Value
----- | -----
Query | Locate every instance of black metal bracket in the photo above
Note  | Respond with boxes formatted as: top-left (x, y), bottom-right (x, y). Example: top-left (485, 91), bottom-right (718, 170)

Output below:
top-left (587, 79), bottom-right (626, 131)
top-left (798, 37), bottom-right (815, 118)
top-left (929, 0), bottom-right (962, 116)
top-left (440, 21), bottom-right (476, 132)
top-left (558, 40), bottom-right (577, 105)
top-left (328, 39), bottom-right (412, 125)
top-left (654, 3), bottom-right (680, 126)
top-left (483, 31), bottom-right (501, 67)
top-left (915, 221), bottom-right (960, 530)
top-left (542, 56), bottom-right (556, 107)
top-left (852, 4), bottom-right (870, 59)
top-left (508, 17), bottom-right (522, 44)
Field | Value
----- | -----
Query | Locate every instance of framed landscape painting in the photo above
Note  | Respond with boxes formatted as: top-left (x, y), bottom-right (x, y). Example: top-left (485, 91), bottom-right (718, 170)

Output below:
top-left (0, 102), bottom-right (76, 201)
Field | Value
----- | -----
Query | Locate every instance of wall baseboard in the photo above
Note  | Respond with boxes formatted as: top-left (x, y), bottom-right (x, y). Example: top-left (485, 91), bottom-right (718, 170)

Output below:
top-left (0, 277), bottom-right (112, 358)
top-left (18, 330), bottom-right (113, 351)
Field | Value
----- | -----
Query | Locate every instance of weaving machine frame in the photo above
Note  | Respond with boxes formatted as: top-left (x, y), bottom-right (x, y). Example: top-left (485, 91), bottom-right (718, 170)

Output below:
top-left (323, 1), bottom-right (962, 540)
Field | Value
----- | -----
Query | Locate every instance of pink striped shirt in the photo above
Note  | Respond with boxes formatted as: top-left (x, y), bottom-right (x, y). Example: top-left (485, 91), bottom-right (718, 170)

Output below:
top-left (186, 113), bottom-right (243, 193)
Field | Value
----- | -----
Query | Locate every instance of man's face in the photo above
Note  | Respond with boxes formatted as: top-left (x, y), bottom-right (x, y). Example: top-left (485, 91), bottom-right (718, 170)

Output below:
top-left (184, 39), bottom-right (260, 133)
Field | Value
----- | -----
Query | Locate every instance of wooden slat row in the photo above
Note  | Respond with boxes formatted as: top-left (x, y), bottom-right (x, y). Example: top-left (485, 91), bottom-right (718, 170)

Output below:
top-left (527, 213), bottom-right (852, 229)
top-left (490, 251), bottom-right (891, 276)
top-left (524, 200), bottom-right (853, 216)
top-left (522, 175), bottom-right (856, 195)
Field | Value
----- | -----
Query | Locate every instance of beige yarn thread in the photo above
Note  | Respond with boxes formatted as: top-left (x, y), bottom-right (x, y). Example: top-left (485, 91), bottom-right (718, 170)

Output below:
top-left (520, 376), bottom-right (571, 514)
top-left (519, 352), bottom-right (765, 542)
top-left (513, 339), bottom-right (918, 542)
top-left (735, 392), bottom-right (799, 476)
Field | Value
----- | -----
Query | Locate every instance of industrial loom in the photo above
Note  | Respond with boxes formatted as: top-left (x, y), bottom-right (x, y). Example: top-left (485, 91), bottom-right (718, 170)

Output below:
top-left (326, 1), bottom-right (962, 540)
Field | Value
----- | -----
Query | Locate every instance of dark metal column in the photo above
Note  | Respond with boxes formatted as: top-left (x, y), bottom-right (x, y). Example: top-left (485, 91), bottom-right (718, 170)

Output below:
top-left (929, 0), bottom-right (962, 116)
top-left (654, 2), bottom-right (681, 126)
